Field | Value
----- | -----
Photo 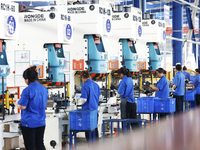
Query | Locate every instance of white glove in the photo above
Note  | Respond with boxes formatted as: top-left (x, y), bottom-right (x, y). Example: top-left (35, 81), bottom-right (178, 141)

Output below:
top-left (76, 98), bottom-right (87, 105)
top-left (99, 95), bottom-right (103, 101)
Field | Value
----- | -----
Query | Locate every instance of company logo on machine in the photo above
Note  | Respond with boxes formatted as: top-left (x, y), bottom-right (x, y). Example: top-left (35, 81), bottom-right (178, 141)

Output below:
top-left (151, 20), bottom-right (155, 25)
top-left (106, 19), bottom-right (111, 33)
top-left (7, 16), bottom-right (16, 35)
top-left (138, 25), bottom-right (142, 37)
top-left (163, 31), bottom-right (166, 40)
top-left (124, 13), bottom-right (129, 18)
top-left (66, 24), bottom-right (72, 40)
top-left (89, 5), bottom-right (95, 11)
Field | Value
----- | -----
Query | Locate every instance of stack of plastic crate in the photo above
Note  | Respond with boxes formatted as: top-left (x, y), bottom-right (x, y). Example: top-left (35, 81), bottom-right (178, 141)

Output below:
top-left (137, 97), bottom-right (158, 113)
top-left (154, 98), bottom-right (176, 113)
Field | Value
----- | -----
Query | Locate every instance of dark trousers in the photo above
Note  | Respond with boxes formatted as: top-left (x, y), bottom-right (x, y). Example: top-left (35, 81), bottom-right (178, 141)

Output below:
top-left (85, 113), bottom-right (99, 142)
top-left (120, 98), bottom-right (138, 130)
top-left (120, 97), bottom-right (127, 119)
top-left (160, 113), bottom-right (166, 119)
top-left (21, 126), bottom-right (46, 150)
top-left (173, 95), bottom-right (183, 114)
top-left (126, 102), bottom-right (138, 129)
top-left (85, 128), bottom-right (99, 142)
top-left (196, 94), bottom-right (200, 107)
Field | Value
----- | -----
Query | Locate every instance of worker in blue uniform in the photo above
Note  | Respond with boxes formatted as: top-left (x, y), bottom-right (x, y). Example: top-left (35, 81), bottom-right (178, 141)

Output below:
top-left (150, 68), bottom-right (169, 99)
top-left (172, 64), bottom-right (185, 114)
top-left (18, 66), bottom-right (48, 150)
top-left (150, 68), bottom-right (169, 118)
top-left (188, 68), bottom-right (200, 107)
top-left (80, 70), bottom-right (101, 141)
top-left (118, 67), bottom-right (137, 129)
top-left (182, 66), bottom-right (190, 81)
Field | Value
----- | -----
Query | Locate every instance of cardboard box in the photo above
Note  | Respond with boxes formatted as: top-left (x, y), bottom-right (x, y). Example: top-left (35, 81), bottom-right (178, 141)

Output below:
top-left (4, 136), bottom-right (19, 150)
top-left (4, 124), bottom-right (10, 132)
top-left (4, 123), bottom-right (19, 132)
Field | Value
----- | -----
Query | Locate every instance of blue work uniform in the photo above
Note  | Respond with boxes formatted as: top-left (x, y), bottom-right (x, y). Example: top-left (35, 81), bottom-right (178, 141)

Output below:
top-left (173, 71), bottom-right (185, 114)
top-left (18, 81), bottom-right (48, 128)
top-left (80, 79), bottom-right (101, 110)
top-left (118, 75), bottom-right (135, 103)
top-left (155, 75), bottom-right (169, 99)
top-left (191, 74), bottom-right (200, 94)
top-left (173, 71), bottom-right (185, 96)
top-left (192, 74), bottom-right (200, 106)
top-left (182, 71), bottom-right (190, 81)
top-left (118, 75), bottom-right (137, 128)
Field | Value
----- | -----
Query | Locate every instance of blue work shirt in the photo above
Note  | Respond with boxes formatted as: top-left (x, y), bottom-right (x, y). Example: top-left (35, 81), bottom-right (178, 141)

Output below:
top-left (155, 75), bottom-right (169, 99)
top-left (18, 81), bottom-right (48, 128)
top-left (182, 71), bottom-right (190, 81)
top-left (81, 79), bottom-right (101, 110)
top-left (118, 75), bottom-right (135, 103)
top-left (173, 71), bottom-right (185, 96)
top-left (191, 74), bottom-right (200, 94)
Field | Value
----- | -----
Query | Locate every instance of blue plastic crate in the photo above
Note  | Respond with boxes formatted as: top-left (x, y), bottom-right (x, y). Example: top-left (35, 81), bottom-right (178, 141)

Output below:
top-left (184, 90), bottom-right (196, 101)
top-left (137, 97), bottom-right (158, 113)
top-left (69, 109), bottom-right (98, 130)
top-left (154, 98), bottom-right (176, 113)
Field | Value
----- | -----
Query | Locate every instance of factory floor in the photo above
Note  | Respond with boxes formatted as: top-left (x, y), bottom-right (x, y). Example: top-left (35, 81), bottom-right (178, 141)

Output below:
top-left (62, 137), bottom-right (104, 149)
top-left (62, 125), bottom-right (148, 150)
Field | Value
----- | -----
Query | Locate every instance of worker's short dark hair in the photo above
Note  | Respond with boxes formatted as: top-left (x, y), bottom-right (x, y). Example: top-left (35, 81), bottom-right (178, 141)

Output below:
top-left (118, 67), bottom-right (131, 77)
top-left (176, 64), bottom-right (182, 71)
top-left (23, 66), bottom-right (38, 84)
top-left (183, 66), bottom-right (187, 71)
top-left (81, 70), bottom-right (90, 79)
top-left (195, 68), bottom-right (200, 73)
top-left (156, 68), bottom-right (167, 74)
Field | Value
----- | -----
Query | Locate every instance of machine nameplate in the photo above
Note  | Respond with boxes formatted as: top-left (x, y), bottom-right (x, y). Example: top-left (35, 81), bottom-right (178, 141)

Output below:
top-left (67, 7), bottom-right (86, 14)
top-left (0, 3), bottom-right (15, 12)
top-left (24, 14), bottom-right (46, 22)
top-left (112, 15), bottom-right (121, 21)
top-left (142, 21), bottom-right (149, 26)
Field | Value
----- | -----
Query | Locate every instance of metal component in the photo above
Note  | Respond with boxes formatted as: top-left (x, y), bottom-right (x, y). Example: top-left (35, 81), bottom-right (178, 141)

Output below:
top-left (85, 35), bottom-right (107, 73)
top-left (142, 12), bottom-right (150, 20)
top-left (123, 6), bottom-right (131, 12)
top-left (114, 4), bottom-right (123, 12)
top-left (120, 39), bottom-right (138, 71)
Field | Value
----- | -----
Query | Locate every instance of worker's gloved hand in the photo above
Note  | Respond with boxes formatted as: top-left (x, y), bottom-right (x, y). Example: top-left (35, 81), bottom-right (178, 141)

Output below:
top-left (185, 79), bottom-right (189, 84)
top-left (144, 81), bottom-right (151, 86)
top-left (76, 98), bottom-right (87, 105)
top-left (99, 95), bottom-right (103, 102)
top-left (143, 90), bottom-right (153, 96)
